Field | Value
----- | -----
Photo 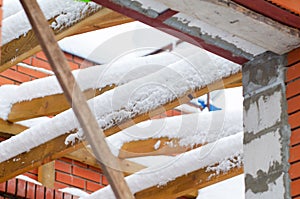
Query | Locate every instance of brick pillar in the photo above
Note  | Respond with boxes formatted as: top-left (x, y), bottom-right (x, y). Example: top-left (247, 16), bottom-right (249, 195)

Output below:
top-left (286, 48), bottom-right (300, 197)
top-left (243, 52), bottom-right (291, 198)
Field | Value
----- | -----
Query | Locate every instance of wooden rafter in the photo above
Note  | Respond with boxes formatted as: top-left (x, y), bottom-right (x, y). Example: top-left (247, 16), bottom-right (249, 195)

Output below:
top-left (135, 166), bottom-right (243, 199)
top-left (119, 137), bottom-right (202, 159)
top-left (21, 0), bottom-right (133, 197)
top-left (0, 72), bottom-right (241, 183)
top-left (0, 119), bottom-right (27, 135)
top-left (0, 7), bottom-right (132, 73)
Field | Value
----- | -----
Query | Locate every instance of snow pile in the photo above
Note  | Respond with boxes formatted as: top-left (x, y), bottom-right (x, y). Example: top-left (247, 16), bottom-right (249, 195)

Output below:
top-left (0, 49), bottom-right (191, 120)
top-left (16, 175), bottom-right (42, 186)
top-left (106, 109), bottom-right (242, 156)
top-left (84, 132), bottom-right (243, 199)
top-left (2, 0), bottom-right (100, 45)
top-left (59, 187), bottom-right (89, 198)
top-left (0, 48), bottom-right (240, 163)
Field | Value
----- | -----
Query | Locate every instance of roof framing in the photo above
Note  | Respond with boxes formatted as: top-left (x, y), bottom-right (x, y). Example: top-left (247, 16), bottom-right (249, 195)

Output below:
top-left (0, 7), bottom-right (132, 73)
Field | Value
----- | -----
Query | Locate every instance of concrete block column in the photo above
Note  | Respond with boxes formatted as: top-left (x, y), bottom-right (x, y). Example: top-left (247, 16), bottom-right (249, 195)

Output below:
top-left (243, 52), bottom-right (291, 198)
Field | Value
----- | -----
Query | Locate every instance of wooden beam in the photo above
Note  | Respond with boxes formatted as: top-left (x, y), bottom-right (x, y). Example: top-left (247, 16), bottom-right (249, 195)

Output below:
top-left (119, 137), bottom-right (202, 159)
top-left (65, 147), bottom-right (146, 175)
top-left (135, 166), bottom-right (243, 199)
top-left (20, 0), bottom-right (134, 197)
top-left (7, 86), bottom-right (114, 122)
top-left (38, 161), bottom-right (55, 188)
top-left (0, 72), bottom-right (241, 183)
top-left (0, 7), bottom-right (132, 73)
top-left (0, 119), bottom-right (27, 135)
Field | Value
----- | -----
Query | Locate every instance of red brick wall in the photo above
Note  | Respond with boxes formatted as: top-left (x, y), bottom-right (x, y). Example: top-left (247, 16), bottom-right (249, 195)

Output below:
top-left (286, 48), bottom-right (300, 198)
top-left (0, 51), bottom-right (96, 85)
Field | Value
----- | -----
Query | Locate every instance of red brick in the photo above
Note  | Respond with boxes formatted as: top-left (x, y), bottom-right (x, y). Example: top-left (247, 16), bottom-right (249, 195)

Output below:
top-left (291, 178), bottom-right (300, 196)
top-left (26, 182), bottom-right (36, 199)
top-left (54, 181), bottom-right (67, 190)
top-left (1, 69), bottom-right (31, 83)
top-left (32, 58), bottom-right (51, 70)
top-left (290, 144), bottom-right (300, 163)
top-left (0, 76), bottom-right (15, 85)
top-left (73, 166), bottom-right (101, 182)
top-left (7, 178), bottom-right (16, 194)
top-left (101, 175), bottom-right (108, 186)
top-left (287, 62), bottom-right (300, 82)
top-left (86, 181), bottom-right (104, 192)
top-left (17, 66), bottom-right (49, 79)
top-left (16, 179), bottom-right (26, 197)
top-left (59, 157), bottom-right (73, 164)
top-left (46, 188), bottom-right (54, 199)
top-left (289, 111), bottom-right (300, 129)
top-left (291, 128), bottom-right (300, 146)
top-left (288, 47), bottom-right (300, 66)
top-left (36, 51), bottom-right (48, 61)
top-left (64, 53), bottom-right (73, 62)
top-left (73, 56), bottom-right (85, 65)
top-left (29, 168), bottom-right (39, 175)
top-left (287, 79), bottom-right (300, 98)
top-left (36, 185), bottom-right (45, 199)
top-left (73, 160), bottom-right (88, 168)
top-left (88, 165), bottom-right (102, 173)
top-left (288, 95), bottom-right (300, 114)
top-left (55, 160), bottom-right (72, 173)
top-left (54, 190), bottom-right (63, 199)
top-left (56, 172), bottom-right (85, 189)
top-left (22, 57), bottom-right (32, 65)
top-left (68, 61), bottom-right (80, 70)
top-left (290, 161), bottom-right (300, 179)
top-left (0, 182), bottom-right (6, 192)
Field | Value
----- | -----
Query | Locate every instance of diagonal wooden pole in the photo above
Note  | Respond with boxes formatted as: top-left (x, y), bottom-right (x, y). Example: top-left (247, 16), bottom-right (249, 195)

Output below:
top-left (19, 0), bottom-right (135, 198)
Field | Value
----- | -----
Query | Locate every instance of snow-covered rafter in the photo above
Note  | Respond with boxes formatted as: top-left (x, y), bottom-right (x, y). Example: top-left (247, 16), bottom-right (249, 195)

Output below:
top-left (1, 1), bottom-right (132, 73)
top-left (0, 50), bottom-right (241, 182)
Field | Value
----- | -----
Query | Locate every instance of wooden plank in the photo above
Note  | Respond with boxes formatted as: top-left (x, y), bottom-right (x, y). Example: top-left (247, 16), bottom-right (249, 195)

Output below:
top-left (7, 86), bottom-right (114, 122)
top-left (38, 161), bottom-right (55, 188)
top-left (65, 147), bottom-right (146, 175)
top-left (135, 166), bottom-right (243, 199)
top-left (0, 7), bottom-right (132, 73)
top-left (20, 0), bottom-right (134, 198)
top-left (0, 119), bottom-right (27, 135)
top-left (0, 72), bottom-right (241, 183)
top-left (119, 137), bottom-right (202, 159)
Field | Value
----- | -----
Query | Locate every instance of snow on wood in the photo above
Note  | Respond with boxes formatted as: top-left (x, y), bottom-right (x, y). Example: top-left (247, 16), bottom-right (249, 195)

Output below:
top-left (59, 21), bottom-right (179, 64)
top-left (2, 0), bottom-right (100, 45)
top-left (16, 174), bottom-right (42, 186)
top-left (0, 48), bottom-right (240, 163)
top-left (0, 49), bottom-right (189, 120)
top-left (84, 132), bottom-right (243, 199)
top-left (130, 0), bottom-right (169, 13)
top-left (59, 187), bottom-right (89, 198)
top-left (106, 109), bottom-right (242, 156)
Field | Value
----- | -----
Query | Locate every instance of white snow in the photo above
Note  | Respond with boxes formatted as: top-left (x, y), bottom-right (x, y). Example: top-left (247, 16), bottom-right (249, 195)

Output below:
top-left (17, 63), bottom-right (54, 75)
top-left (153, 140), bottom-right (161, 150)
top-left (59, 21), bottom-right (179, 64)
top-left (59, 187), bottom-right (90, 198)
top-left (84, 132), bottom-right (243, 199)
top-left (197, 174), bottom-right (245, 199)
top-left (0, 47), bottom-right (240, 164)
top-left (16, 175), bottom-right (42, 186)
top-left (16, 117), bottom-right (51, 128)
top-left (2, 0), bottom-right (100, 45)
top-left (106, 109), bottom-right (242, 156)
top-left (0, 48), bottom-right (191, 120)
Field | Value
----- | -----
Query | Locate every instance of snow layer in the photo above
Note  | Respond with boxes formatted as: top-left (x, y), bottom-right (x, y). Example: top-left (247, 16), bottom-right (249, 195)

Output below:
top-left (106, 109), bottom-right (242, 156)
top-left (0, 49), bottom-right (191, 120)
top-left (16, 175), bottom-right (42, 186)
top-left (131, 0), bottom-right (168, 13)
top-left (0, 48), bottom-right (240, 163)
top-left (59, 187), bottom-right (89, 198)
top-left (2, 0), bottom-right (100, 45)
top-left (84, 132), bottom-right (243, 199)
top-left (59, 21), bottom-right (178, 64)
top-left (197, 174), bottom-right (244, 199)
